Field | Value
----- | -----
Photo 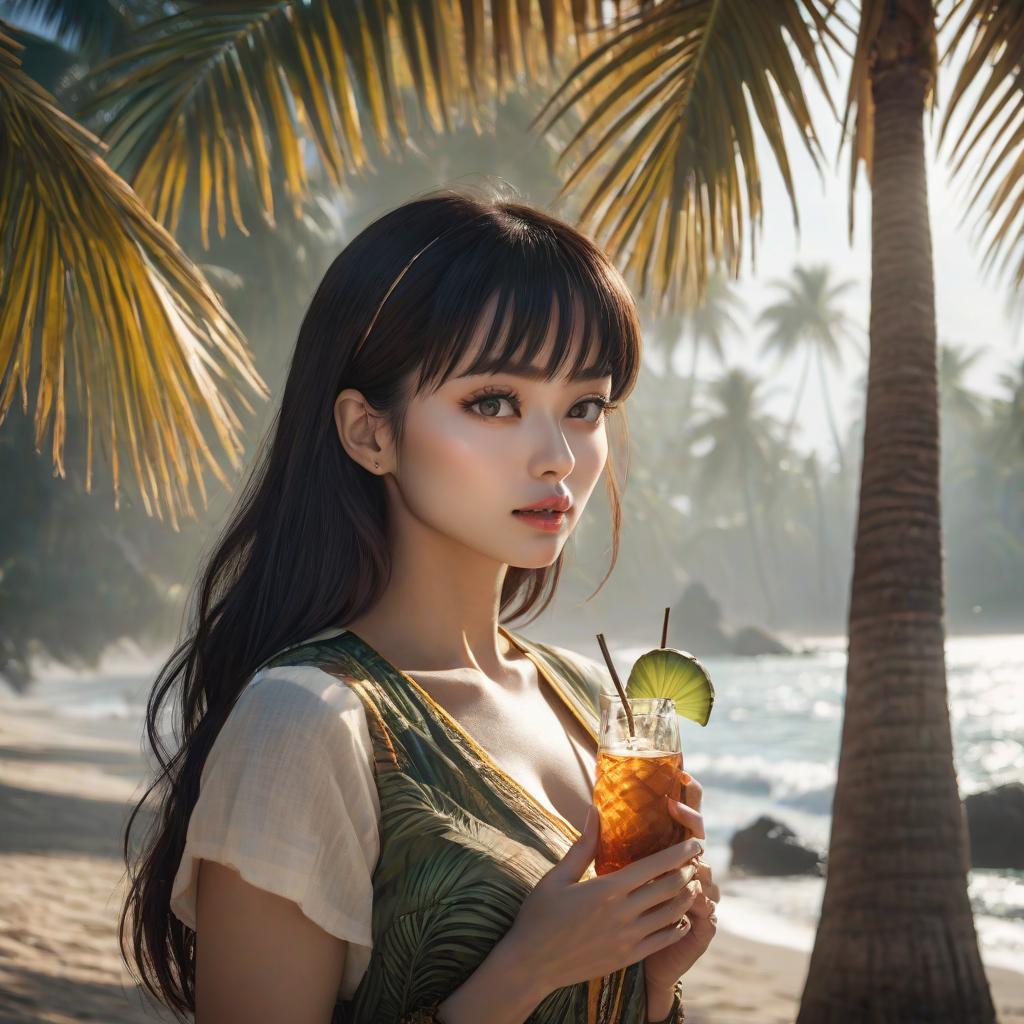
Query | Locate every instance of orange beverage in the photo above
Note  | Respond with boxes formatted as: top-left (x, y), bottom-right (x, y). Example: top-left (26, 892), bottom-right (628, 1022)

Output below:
top-left (594, 747), bottom-right (685, 874)
top-left (593, 694), bottom-right (685, 876)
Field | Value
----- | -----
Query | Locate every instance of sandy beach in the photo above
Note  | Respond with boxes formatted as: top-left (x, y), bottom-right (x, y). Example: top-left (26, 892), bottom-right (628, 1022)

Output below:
top-left (1, 687), bottom-right (1022, 1024)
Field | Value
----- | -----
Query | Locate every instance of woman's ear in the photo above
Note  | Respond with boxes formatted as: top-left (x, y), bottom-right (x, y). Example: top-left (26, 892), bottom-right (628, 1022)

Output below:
top-left (333, 388), bottom-right (393, 475)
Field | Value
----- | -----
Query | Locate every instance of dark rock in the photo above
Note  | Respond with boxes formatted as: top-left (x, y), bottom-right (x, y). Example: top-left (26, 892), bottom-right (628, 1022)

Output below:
top-left (732, 625), bottom-right (794, 656)
top-left (668, 581), bottom-right (797, 657)
top-left (669, 582), bottom-right (733, 654)
top-left (964, 783), bottom-right (1024, 869)
top-left (730, 816), bottom-right (825, 877)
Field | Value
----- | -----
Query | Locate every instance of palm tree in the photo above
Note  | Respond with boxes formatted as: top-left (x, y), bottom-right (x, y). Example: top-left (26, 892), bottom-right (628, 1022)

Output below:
top-left (985, 356), bottom-right (1024, 537)
top-left (793, 5), bottom-right (992, 1016)
top-left (685, 366), bottom-right (783, 623)
top-left (941, 355), bottom-right (1023, 628)
top-left (757, 263), bottom-right (861, 473)
top-left (938, 340), bottom-right (988, 478)
top-left (652, 266), bottom-right (744, 416)
top-left (939, 342), bottom-right (987, 424)
top-left (6, 0), bottom-right (1018, 1015)
top-left (991, 356), bottom-right (1024, 459)
top-left (0, 20), bottom-right (267, 529)
top-left (802, 450), bottom-right (832, 608)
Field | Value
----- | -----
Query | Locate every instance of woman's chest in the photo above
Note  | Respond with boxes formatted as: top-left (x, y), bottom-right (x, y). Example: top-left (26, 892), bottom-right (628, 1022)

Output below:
top-left (410, 671), bottom-right (597, 835)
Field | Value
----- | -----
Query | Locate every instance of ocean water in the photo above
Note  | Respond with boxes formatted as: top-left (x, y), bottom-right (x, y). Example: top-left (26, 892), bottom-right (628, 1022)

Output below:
top-left (613, 633), bottom-right (1024, 974)
top-left (12, 631), bottom-right (1023, 973)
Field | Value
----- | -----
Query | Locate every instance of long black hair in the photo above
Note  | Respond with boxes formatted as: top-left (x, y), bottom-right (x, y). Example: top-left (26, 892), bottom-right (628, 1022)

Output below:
top-left (119, 185), bottom-right (644, 1017)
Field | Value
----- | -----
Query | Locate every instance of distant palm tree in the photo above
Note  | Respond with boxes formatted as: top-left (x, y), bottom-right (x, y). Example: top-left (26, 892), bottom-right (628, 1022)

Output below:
top-left (939, 341), bottom-right (987, 425)
top-left (686, 367), bottom-right (783, 622)
top-left (938, 341), bottom-right (988, 474)
top-left (652, 267), bottom-right (744, 416)
top-left (802, 451), bottom-right (832, 607)
top-left (757, 264), bottom-right (861, 471)
top-left (991, 356), bottom-right (1024, 459)
top-left (984, 357), bottom-right (1024, 538)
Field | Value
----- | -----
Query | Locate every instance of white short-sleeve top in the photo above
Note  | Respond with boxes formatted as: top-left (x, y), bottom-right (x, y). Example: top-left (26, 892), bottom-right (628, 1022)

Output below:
top-left (169, 627), bottom-right (380, 1001)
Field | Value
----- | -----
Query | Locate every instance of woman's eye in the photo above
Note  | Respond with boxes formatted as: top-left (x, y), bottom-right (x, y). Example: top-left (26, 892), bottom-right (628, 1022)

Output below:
top-left (462, 391), bottom-right (612, 422)
top-left (570, 399), bottom-right (609, 423)
top-left (469, 394), bottom-right (517, 418)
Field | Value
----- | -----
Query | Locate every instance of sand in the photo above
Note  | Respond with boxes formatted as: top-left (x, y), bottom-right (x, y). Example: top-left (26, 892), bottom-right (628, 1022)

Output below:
top-left (1, 690), bottom-right (1022, 1024)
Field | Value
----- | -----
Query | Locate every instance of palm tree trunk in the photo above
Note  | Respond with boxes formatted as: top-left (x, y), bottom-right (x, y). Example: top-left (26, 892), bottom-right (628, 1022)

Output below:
top-left (783, 347), bottom-right (813, 449)
top-left (797, 9), bottom-right (995, 1021)
top-left (816, 344), bottom-right (847, 476)
top-left (739, 444), bottom-right (778, 625)
top-left (807, 455), bottom-right (831, 610)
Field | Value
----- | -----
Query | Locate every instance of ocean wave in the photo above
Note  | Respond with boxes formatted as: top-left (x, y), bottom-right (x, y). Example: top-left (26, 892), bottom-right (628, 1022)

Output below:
top-left (684, 752), bottom-right (836, 809)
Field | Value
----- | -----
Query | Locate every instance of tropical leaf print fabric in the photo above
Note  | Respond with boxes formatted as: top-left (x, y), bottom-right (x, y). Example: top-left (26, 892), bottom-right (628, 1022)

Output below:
top-left (262, 625), bottom-right (649, 1024)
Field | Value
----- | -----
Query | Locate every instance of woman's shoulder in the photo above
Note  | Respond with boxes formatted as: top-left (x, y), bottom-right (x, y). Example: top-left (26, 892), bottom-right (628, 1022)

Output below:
top-left (207, 659), bottom-right (369, 781)
top-left (236, 661), bottom-right (364, 720)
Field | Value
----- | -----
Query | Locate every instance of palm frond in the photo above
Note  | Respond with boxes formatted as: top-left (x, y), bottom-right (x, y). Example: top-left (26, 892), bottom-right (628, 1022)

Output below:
top-left (937, 0), bottom-right (1024, 287)
top-left (78, 0), bottom-right (604, 246)
top-left (842, 0), bottom-right (938, 242)
top-left (0, 23), bottom-right (268, 528)
top-left (527, 0), bottom-right (838, 311)
top-left (1, 0), bottom-right (133, 55)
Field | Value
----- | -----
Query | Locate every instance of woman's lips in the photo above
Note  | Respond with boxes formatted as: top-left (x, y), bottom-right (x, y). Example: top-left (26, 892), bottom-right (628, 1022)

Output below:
top-left (512, 509), bottom-right (567, 532)
top-left (514, 495), bottom-right (572, 513)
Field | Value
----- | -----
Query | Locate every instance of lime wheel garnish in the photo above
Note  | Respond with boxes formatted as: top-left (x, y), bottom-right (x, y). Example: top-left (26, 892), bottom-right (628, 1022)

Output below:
top-left (624, 647), bottom-right (714, 726)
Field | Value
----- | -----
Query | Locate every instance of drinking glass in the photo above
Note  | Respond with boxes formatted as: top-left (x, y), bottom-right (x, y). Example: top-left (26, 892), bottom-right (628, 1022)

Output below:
top-left (593, 692), bottom-right (687, 875)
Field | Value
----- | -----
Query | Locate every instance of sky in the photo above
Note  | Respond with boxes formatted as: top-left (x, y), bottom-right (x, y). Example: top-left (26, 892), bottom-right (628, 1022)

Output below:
top-left (649, 17), bottom-right (1024, 464)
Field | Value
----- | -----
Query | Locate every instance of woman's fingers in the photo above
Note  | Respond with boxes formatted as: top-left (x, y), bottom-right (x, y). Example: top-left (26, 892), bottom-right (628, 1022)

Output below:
top-left (692, 859), bottom-right (720, 904)
top-left (683, 878), bottom-right (717, 919)
top-left (679, 770), bottom-right (703, 813)
top-left (668, 796), bottom-right (705, 839)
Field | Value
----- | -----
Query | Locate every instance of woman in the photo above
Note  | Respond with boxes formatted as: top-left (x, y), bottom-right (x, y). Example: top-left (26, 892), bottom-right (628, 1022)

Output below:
top-left (120, 187), bottom-right (720, 1024)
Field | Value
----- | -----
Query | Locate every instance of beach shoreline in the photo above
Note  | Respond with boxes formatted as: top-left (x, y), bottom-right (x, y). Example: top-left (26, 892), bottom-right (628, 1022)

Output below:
top-left (2, 679), bottom-right (1022, 1024)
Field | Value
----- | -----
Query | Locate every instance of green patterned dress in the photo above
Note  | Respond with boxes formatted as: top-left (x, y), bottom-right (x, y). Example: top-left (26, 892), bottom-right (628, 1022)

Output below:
top-left (261, 624), bottom-right (650, 1024)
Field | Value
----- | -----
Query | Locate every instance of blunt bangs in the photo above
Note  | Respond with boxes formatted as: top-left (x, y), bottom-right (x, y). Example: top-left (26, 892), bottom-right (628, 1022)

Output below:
top-left (411, 207), bottom-right (642, 402)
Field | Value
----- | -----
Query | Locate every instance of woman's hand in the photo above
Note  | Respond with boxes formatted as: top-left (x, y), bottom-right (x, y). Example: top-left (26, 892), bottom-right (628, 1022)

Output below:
top-left (504, 819), bottom-right (705, 994)
top-left (642, 771), bottom-right (720, 995)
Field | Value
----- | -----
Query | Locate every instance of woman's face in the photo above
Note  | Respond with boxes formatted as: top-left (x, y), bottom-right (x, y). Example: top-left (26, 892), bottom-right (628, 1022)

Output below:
top-left (388, 294), bottom-right (614, 570)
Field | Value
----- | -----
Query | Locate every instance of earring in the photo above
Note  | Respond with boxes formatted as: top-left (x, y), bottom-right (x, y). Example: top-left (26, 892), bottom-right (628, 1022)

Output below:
top-left (374, 460), bottom-right (380, 469)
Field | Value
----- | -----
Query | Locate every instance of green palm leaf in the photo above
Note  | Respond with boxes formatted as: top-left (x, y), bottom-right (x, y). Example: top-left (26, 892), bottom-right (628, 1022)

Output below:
top-left (78, 0), bottom-right (605, 245)
top-left (0, 23), bottom-right (268, 528)
top-left (528, 0), bottom-right (837, 307)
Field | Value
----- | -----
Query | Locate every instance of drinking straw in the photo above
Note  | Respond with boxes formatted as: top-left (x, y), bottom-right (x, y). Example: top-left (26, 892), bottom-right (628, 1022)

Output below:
top-left (595, 632), bottom-right (636, 741)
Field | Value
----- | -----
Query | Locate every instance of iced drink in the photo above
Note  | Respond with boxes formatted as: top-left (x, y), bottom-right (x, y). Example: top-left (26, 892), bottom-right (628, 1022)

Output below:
top-left (594, 741), bottom-right (685, 874)
top-left (593, 695), bottom-right (686, 875)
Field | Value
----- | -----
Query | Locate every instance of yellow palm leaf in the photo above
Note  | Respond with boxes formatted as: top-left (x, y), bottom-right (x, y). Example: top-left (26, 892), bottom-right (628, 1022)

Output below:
top-left (528, 0), bottom-right (838, 310)
top-left (0, 24), bottom-right (268, 529)
top-left (938, 0), bottom-right (1024, 286)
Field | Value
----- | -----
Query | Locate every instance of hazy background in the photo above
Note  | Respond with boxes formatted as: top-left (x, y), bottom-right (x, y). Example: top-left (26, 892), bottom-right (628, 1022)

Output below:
top-left (1, 7), bottom-right (1022, 1009)
top-left (2, 16), bottom-right (1022, 691)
